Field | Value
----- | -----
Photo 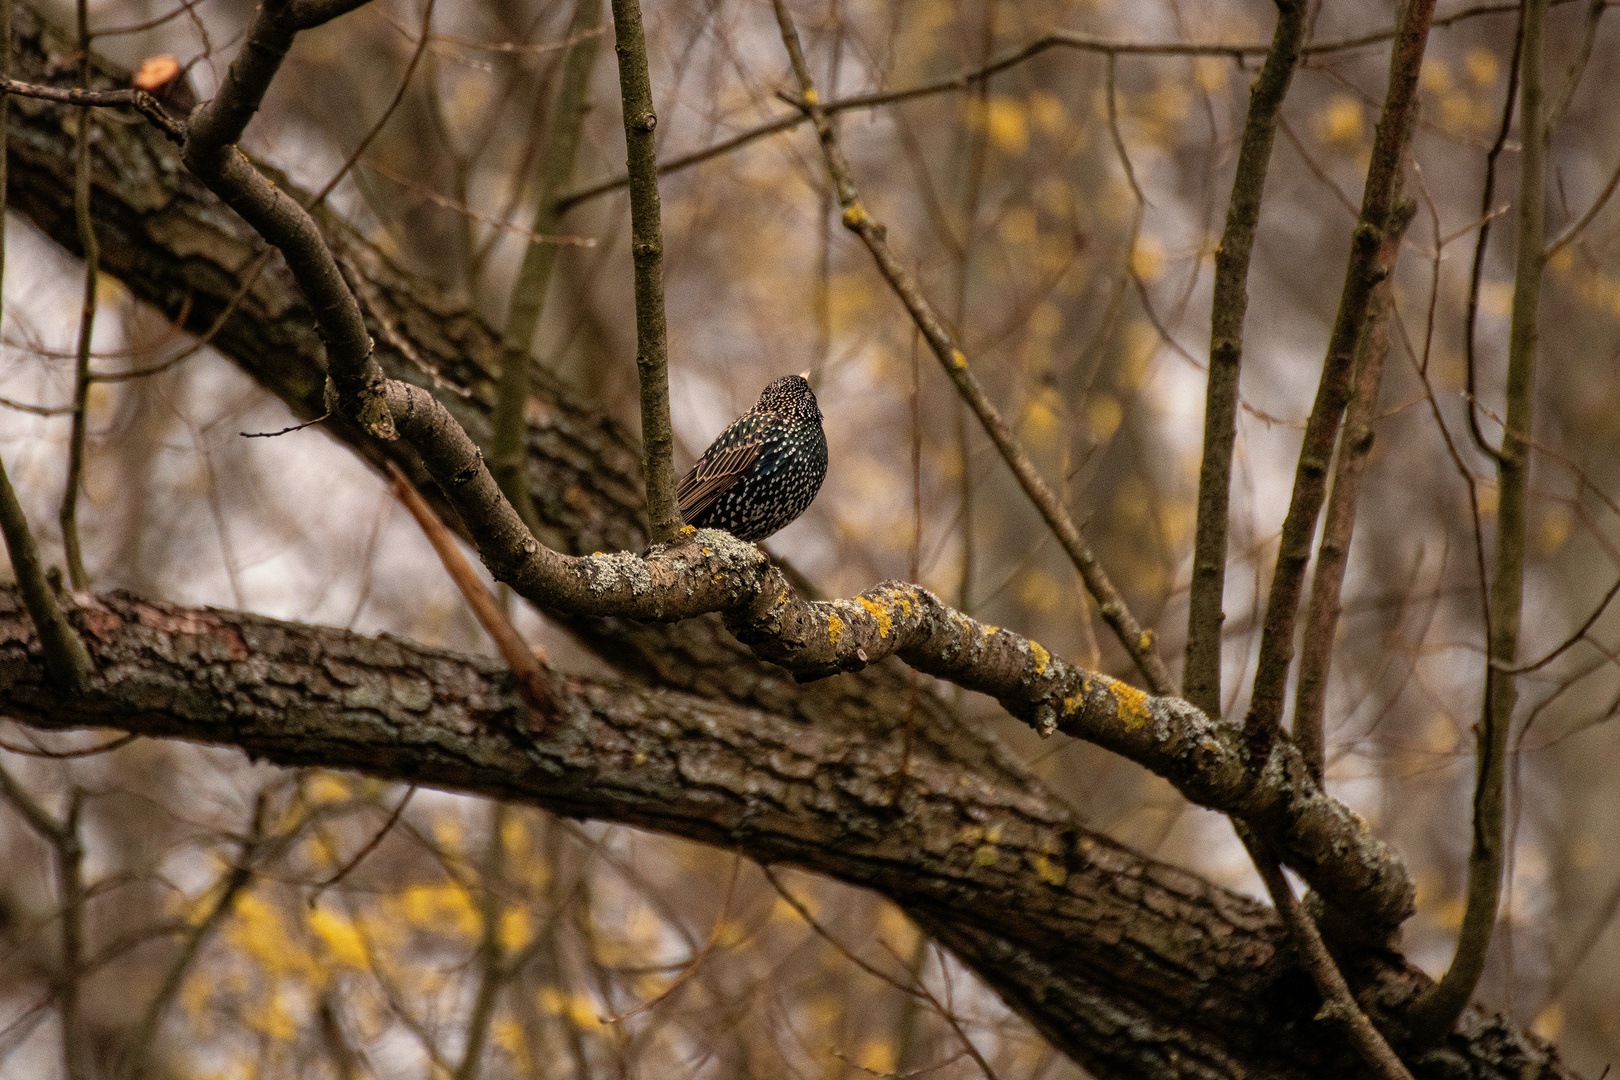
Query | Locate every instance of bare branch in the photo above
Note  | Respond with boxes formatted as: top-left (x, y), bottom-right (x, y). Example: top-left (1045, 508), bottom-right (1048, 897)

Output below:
top-left (1184, 0), bottom-right (1306, 719)
top-left (1409, 0), bottom-right (1549, 1042)
top-left (1245, 0), bottom-right (1436, 752)
top-left (610, 0), bottom-right (680, 544)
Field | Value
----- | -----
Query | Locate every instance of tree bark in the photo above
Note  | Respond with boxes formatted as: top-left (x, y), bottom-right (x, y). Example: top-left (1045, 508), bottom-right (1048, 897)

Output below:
top-left (0, 586), bottom-right (1576, 1080)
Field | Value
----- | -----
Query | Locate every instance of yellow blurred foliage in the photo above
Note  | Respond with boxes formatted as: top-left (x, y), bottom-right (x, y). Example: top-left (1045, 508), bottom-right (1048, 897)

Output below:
top-left (984, 96), bottom-right (1030, 154)
top-left (1028, 90), bottom-right (1068, 136)
top-left (500, 908), bottom-right (533, 952)
top-left (1087, 394), bottom-right (1123, 442)
top-left (998, 207), bottom-right (1039, 247)
top-left (227, 894), bottom-right (313, 980)
top-left (306, 906), bottom-right (370, 969)
top-left (398, 882), bottom-right (482, 938)
top-left (1420, 57), bottom-right (1453, 93)
top-left (1130, 234), bottom-right (1166, 282)
top-left (857, 1038), bottom-right (897, 1074)
top-left (539, 987), bottom-right (603, 1028)
top-left (1018, 569), bottom-right (1064, 613)
top-left (1122, 320), bottom-right (1160, 388)
top-left (1193, 57), bottom-right (1228, 92)
top-left (1423, 713), bottom-right (1459, 755)
top-left (1465, 47), bottom-right (1500, 86)
top-left (1020, 392), bottom-right (1062, 451)
top-left (1535, 505), bottom-right (1572, 555)
top-left (1315, 95), bottom-right (1365, 148)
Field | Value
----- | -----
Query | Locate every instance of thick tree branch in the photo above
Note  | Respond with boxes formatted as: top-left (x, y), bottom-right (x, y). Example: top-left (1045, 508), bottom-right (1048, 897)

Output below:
top-left (0, 586), bottom-right (1575, 1080)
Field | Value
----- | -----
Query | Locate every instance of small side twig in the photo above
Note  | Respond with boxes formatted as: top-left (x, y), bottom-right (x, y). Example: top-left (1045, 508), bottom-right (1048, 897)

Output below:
top-left (386, 462), bottom-right (556, 713)
top-left (0, 78), bottom-right (184, 142)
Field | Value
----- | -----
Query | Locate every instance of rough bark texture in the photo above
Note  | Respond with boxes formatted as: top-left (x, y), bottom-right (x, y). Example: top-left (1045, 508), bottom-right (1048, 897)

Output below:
top-left (0, 6), bottom-right (1582, 1077)
top-left (0, 588), bottom-right (1575, 1080)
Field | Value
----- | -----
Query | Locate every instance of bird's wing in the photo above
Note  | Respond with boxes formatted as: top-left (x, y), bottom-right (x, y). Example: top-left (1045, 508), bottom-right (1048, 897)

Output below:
top-left (677, 440), bottom-right (762, 520)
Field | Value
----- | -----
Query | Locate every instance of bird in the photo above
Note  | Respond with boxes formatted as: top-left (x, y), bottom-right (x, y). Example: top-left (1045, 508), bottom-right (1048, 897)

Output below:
top-left (677, 372), bottom-right (827, 542)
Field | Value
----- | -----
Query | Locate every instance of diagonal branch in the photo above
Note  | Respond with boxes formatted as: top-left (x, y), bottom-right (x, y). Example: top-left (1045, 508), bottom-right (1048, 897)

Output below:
top-left (769, 0), bottom-right (1173, 695)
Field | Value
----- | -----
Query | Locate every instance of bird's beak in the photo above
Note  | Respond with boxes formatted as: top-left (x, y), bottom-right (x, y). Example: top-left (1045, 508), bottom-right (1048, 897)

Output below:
top-left (799, 370), bottom-right (811, 379)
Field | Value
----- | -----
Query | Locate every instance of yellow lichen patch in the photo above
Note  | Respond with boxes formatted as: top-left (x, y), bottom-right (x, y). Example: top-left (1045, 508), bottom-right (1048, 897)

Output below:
top-left (1108, 678), bottom-right (1152, 731)
top-left (981, 624), bottom-right (1000, 637)
top-left (1032, 855), bottom-right (1068, 887)
top-left (951, 349), bottom-right (969, 370)
top-left (1029, 641), bottom-right (1050, 675)
top-left (827, 611), bottom-right (845, 647)
top-left (974, 845), bottom-right (999, 867)
top-left (842, 203), bottom-right (870, 228)
top-left (680, 525), bottom-right (697, 536)
top-left (856, 596), bottom-right (892, 638)
top-left (1063, 696), bottom-right (1079, 716)
top-left (958, 824), bottom-right (985, 846)
top-left (804, 88), bottom-right (819, 106)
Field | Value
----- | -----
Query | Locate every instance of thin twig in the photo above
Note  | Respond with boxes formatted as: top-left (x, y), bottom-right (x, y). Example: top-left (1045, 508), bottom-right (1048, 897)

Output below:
top-left (0, 77), bottom-right (183, 141)
top-left (763, 868), bottom-right (1002, 1080)
top-left (387, 463), bottom-right (555, 712)
top-left (607, 854), bottom-right (740, 1021)
top-left (555, 1), bottom-right (1548, 213)
top-left (771, 0), bottom-right (1171, 694)
top-left (116, 789), bottom-right (272, 1080)
top-left (0, 0), bottom-right (88, 691)
top-left (454, 802), bottom-right (508, 1080)
top-left (307, 785), bottom-right (417, 903)
top-left (1462, 3), bottom-right (1525, 463)
top-left (59, 0), bottom-right (98, 593)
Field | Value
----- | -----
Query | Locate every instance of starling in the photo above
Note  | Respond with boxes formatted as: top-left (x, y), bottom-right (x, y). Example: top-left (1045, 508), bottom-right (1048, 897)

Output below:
top-left (677, 373), bottom-right (827, 542)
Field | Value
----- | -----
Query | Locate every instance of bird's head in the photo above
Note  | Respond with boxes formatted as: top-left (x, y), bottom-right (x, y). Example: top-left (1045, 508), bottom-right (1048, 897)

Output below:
top-left (756, 372), bottom-right (822, 424)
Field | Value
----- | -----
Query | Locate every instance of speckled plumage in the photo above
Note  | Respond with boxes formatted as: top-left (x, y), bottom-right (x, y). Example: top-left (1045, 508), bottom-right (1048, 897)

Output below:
top-left (677, 374), bottom-right (827, 542)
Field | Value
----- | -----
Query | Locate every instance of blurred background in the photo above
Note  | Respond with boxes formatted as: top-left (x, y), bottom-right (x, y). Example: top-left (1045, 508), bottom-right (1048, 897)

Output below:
top-left (2, 0), bottom-right (1619, 1075)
